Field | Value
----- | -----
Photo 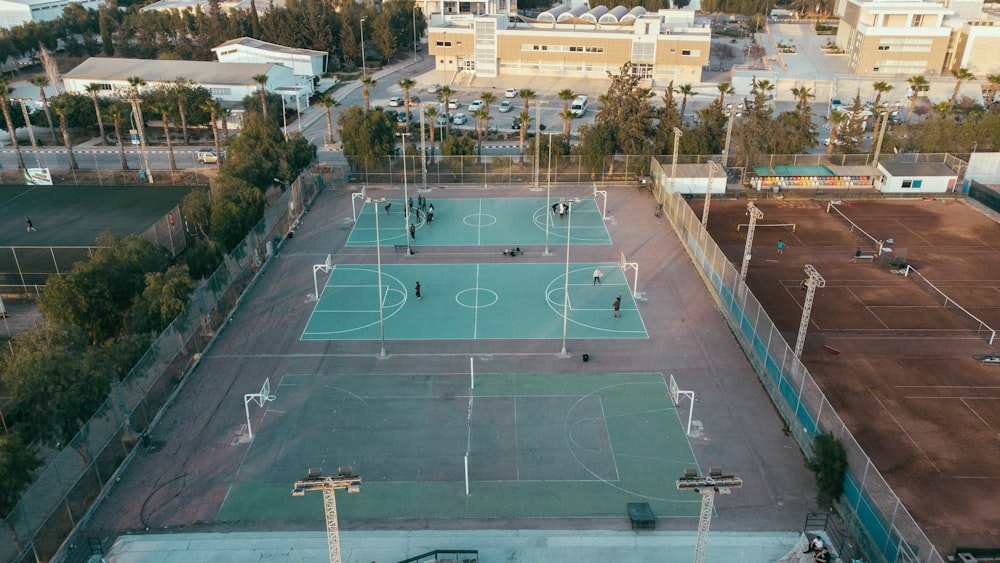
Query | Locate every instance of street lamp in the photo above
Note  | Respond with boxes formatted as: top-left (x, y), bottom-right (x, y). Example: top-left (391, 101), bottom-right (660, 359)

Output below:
top-left (544, 132), bottom-right (559, 256)
top-left (366, 197), bottom-right (388, 357)
top-left (397, 131), bottom-right (412, 255)
top-left (560, 197), bottom-right (581, 358)
top-left (360, 16), bottom-right (367, 81)
top-left (274, 177), bottom-right (289, 191)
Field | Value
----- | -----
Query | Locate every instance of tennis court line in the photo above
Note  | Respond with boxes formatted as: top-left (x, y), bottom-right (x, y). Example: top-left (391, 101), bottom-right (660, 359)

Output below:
top-left (598, 397), bottom-right (621, 482)
top-left (474, 264), bottom-right (481, 339)
top-left (513, 396), bottom-right (520, 481)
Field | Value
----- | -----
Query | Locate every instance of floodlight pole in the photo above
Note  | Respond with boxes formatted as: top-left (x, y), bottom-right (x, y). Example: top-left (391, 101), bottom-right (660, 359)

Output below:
top-left (559, 198), bottom-right (580, 358)
top-left (739, 201), bottom-right (764, 281)
top-left (419, 103), bottom-right (428, 190)
top-left (722, 109), bottom-right (736, 167)
top-left (367, 197), bottom-right (388, 357)
top-left (669, 126), bottom-right (682, 196)
top-left (872, 110), bottom-right (889, 168)
top-left (544, 132), bottom-right (558, 255)
top-left (794, 264), bottom-right (826, 358)
top-left (677, 468), bottom-right (743, 563)
top-left (702, 160), bottom-right (719, 227)
top-left (292, 467), bottom-right (362, 563)
top-left (360, 17), bottom-right (367, 81)
top-left (532, 101), bottom-right (545, 189)
top-left (398, 132), bottom-right (412, 255)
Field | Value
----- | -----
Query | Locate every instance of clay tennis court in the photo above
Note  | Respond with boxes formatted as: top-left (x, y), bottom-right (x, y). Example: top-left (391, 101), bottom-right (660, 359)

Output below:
top-left (698, 196), bottom-right (1000, 552)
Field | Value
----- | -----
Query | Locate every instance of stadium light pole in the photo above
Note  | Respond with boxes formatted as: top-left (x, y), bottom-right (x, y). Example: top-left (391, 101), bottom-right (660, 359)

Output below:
top-left (544, 132), bottom-right (559, 256)
top-left (560, 197), bottom-right (581, 358)
top-left (669, 126), bottom-right (682, 196)
top-left (397, 132), bottom-right (412, 255)
top-left (360, 17), bottom-right (367, 81)
top-left (702, 160), bottom-right (719, 228)
top-left (366, 197), bottom-right (388, 357)
top-left (722, 108), bottom-right (737, 167)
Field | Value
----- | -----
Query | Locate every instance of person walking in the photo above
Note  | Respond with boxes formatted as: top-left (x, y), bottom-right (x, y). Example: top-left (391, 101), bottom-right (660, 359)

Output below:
top-left (777, 239), bottom-right (785, 254)
top-left (427, 209), bottom-right (434, 225)
top-left (408, 197), bottom-right (414, 214)
top-left (409, 223), bottom-right (416, 240)
top-left (384, 202), bottom-right (392, 215)
top-left (613, 294), bottom-right (622, 317)
top-left (414, 281), bottom-right (421, 300)
top-left (593, 267), bottom-right (603, 285)
top-left (25, 217), bottom-right (36, 232)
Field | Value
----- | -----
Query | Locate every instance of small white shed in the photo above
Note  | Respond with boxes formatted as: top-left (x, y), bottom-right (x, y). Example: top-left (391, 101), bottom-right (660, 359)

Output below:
top-left (667, 163), bottom-right (727, 195)
top-left (876, 161), bottom-right (958, 194)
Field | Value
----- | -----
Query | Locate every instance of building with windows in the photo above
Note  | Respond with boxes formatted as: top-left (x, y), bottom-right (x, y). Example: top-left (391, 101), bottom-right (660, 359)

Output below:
top-left (212, 37), bottom-right (327, 81)
top-left (61, 57), bottom-right (301, 106)
top-left (833, 0), bottom-right (1000, 77)
top-left (0, 0), bottom-right (98, 30)
top-left (427, 7), bottom-right (710, 84)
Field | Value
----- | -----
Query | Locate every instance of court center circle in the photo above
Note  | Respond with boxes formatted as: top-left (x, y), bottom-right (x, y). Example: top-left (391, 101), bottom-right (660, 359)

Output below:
top-left (463, 213), bottom-right (498, 227)
top-left (455, 288), bottom-right (499, 308)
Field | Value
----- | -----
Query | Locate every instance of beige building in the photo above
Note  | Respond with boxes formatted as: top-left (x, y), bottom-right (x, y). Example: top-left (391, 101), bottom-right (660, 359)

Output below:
top-left (834, 0), bottom-right (1000, 77)
top-left (427, 8), bottom-right (710, 84)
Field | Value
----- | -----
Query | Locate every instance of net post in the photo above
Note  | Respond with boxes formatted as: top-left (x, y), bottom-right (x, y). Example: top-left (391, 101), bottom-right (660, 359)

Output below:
top-left (464, 455), bottom-right (470, 496)
top-left (470, 356), bottom-right (474, 390)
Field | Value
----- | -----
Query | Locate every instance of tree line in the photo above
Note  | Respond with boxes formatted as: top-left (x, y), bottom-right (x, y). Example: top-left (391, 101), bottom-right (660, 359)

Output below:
top-left (0, 110), bottom-right (314, 518)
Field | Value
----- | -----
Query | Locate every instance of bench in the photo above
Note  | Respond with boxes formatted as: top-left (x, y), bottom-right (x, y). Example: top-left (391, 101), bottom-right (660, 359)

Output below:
top-left (852, 254), bottom-right (875, 262)
top-left (627, 502), bottom-right (655, 530)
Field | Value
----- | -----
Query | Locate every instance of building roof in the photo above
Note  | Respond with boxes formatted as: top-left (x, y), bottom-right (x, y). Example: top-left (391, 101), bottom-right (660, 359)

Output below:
top-left (880, 160), bottom-right (957, 176)
top-left (63, 57), bottom-right (278, 86)
top-left (141, 0), bottom-right (285, 13)
top-left (213, 37), bottom-right (327, 57)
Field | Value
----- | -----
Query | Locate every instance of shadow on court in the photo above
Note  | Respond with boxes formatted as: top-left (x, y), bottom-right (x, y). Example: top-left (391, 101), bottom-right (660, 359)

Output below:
top-left (302, 263), bottom-right (647, 340)
top-left (219, 372), bottom-right (700, 521)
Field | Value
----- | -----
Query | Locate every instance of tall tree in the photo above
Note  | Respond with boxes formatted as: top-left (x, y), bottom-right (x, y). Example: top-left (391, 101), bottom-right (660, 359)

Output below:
top-left (519, 88), bottom-right (536, 115)
top-left (0, 79), bottom-right (25, 169)
top-left (398, 77), bottom-right (415, 128)
top-left (791, 85), bottom-right (815, 111)
top-left (84, 83), bottom-right (107, 143)
top-left (558, 88), bottom-right (575, 116)
top-left (516, 110), bottom-right (532, 162)
top-left (104, 102), bottom-right (129, 170)
top-left (316, 92), bottom-right (339, 146)
top-left (0, 432), bottom-right (42, 517)
top-left (480, 92), bottom-right (496, 115)
top-left (472, 107), bottom-right (491, 161)
top-left (717, 82), bottom-right (735, 106)
top-left (825, 111), bottom-right (845, 154)
top-left (594, 62), bottom-right (656, 158)
top-left (438, 85), bottom-right (454, 127)
top-left (29, 75), bottom-right (58, 143)
top-left (253, 73), bottom-right (269, 117)
top-left (361, 76), bottom-right (377, 111)
top-left (676, 83), bottom-right (694, 121)
top-left (906, 75), bottom-right (930, 124)
top-left (171, 79), bottom-right (193, 145)
top-left (950, 68), bottom-right (974, 103)
top-left (872, 81), bottom-right (893, 107)
top-left (152, 100), bottom-right (177, 171)
top-left (202, 99), bottom-right (225, 169)
top-left (560, 109), bottom-right (575, 140)
top-left (49, 94), bottom-right (78, 170)
top-left (986, 74), bottom-right (1000, 109)
top-left (424, 105), bottom-right (439, 161)
top-left (338, 105), bottom-right (395, 174)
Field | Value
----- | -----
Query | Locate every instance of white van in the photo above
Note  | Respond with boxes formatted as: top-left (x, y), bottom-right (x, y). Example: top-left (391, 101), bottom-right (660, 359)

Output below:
top-left (570, 95), bottom-right (588, 117)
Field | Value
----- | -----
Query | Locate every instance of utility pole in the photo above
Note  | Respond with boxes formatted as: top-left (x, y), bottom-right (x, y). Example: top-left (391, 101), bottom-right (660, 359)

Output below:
top-left (739, 201), bottom-right (764, 281)
top-left (291, 467), bottom-right (362, 563)
top-left (670, 126), bottom-right (682, 195)
top-left (794, 264), bottom-right (826, 358)
top-left (532, 101), bottom-right (545, 189)
top-left (722, 108), bottom-right (736, 167)
top-left (702, 160), bottom-right (719, 227)
top-left (677, 468), bottom-right (743, 563)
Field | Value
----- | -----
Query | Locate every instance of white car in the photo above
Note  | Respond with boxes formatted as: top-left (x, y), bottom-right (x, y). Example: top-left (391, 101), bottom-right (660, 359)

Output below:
top-left (498, 101), bottom-right (513, 113)
top-left (504, 88), bottom-right (518, 98)
top-left (468, 100), bottom-right (485, 111)
top-left (427, 84), bottom-right (441, 94)
top-left (451, 112), bottom-right (468, 125)
top-left (447, 99), bottom-right (461, 110)
top-left (388, 96), bottom-right (404, 107)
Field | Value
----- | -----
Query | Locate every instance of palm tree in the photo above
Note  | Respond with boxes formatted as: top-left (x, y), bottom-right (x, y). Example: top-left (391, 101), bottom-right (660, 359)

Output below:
top-left (676, 84), bottom-right (694, 120)
top-left (152, 100), bottom-right (177, 171)
top-left (126, 76), bottom-right (149, 151)
top-left (202, 99), bottom-right (225, 169)
top-left (85, 83), bottom-right (107, 144)
top-left (424, 106), bottom-right (439, 161)
top-left (316, 92), bottom-right (339, 145)
top-left (361, 76), bottom-right (377, 111)
top-left (438, 85), bottom-right (454, 126)
top-left (560, 109), bottom-right (574, 140)
top-left (906, 75), bottom-right (930, 124)
top-left (825, 111), bottom-right (845, 155)
top-left (516, 110), bottom-right (532, 162)
top-left (558, 88), bottom-right (575, 116)
top-left (472, 108), bottom-right (491, 160)
top-left (103, 102), bottom-right (129, 170)
top-left (717, 82), bottom-right (735, 106)
top-left (29, 75), bottom-right (57, 143)
top-left (49, 95), bottom-right (78, 170)
top-left (519, 88), bottom-right (536, 115)
top-left (0, 79), bottom-right (25, 169)
top-left (480, 91), bottom-right (496, 114)
top-left (986, 74), bottom-right (1000, 109)
top-left (171, 79), bottom-right (193, 145)
top-left (950, 68), bottom-right (974, 103)
top-left (398, 78), bottom-right (416, 127)
top-left (872, 81), bottom-right (893, 107)
top-left (253, 74), bottom-right (269, 116)
top-left (790, 86), bottom-right (815, 111)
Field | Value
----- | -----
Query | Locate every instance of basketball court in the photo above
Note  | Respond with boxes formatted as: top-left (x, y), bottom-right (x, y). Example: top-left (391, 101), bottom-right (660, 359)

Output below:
top-left (218, 371), bottom-right (701, 521)
top-left (302, 261), bottom-right (646, 340)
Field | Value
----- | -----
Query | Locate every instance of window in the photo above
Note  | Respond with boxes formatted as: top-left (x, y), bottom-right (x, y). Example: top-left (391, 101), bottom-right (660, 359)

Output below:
top-left (210, 87), bottom-right (232, 96)
top-left (878, 45), bottom-right (890, 51)
top-left (912, 14), bottom-right (924, 26)
top-left (901, 179), bottom-right (923, 188)
top-left (681, 49), bottom-right (700, 56)
top-left (436, 41), bottom-right (452, 47)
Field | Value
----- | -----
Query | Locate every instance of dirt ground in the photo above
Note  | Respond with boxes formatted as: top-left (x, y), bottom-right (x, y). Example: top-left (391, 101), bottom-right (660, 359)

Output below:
top-left (697, 196), bottom-right (1000, 554)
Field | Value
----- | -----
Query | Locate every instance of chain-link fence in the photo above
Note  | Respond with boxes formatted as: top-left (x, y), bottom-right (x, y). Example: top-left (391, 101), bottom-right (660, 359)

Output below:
top-left (649, 157), bottom-right (943, 563)
top-left (0, 168), bottom-right (324, 563)
top-left (0, 152), bottom-right (213, 187)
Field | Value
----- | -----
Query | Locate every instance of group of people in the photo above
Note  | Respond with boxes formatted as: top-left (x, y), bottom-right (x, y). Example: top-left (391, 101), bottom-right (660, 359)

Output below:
top-left (804, 536), bottom-right (831, 562)
top-left (552, 200), bottom-right (571, 220)
top-left (593, 267), bottom-right (624, 318)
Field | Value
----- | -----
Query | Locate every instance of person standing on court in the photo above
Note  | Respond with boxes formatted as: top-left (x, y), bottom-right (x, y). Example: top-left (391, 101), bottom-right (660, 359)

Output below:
top-left (414, 281), bottom-right (421, 300)
top-left (384, 202), bottom-right (392, 215)
top-left (409, 223), bottom-right (416, 240)
top-left (593, 267), bottom-right (603, 285)
top-left (408, 197), bottom-right (414, 214)
top-left (777, 239), bottom-right (785, 254)
top-left (613, 294), bottom-right (622, 317)
top-left (25, 217), bottom-right (36, 232)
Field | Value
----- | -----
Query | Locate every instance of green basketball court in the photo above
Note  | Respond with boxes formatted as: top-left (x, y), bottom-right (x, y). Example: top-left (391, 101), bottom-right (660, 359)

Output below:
top-left (303, 262), bottom-right (647, 340)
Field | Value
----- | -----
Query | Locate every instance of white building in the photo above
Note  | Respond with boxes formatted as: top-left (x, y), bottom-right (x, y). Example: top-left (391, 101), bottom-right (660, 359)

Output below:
top-left (669, 163), bottom-right (727, 195)
top-left (61, 57), bottom-right (303, 108)
top-left (141, 0), bottom-right (283, 14)
top-left (876, 160), bottom-right (958, 193)
top-left (213, 37), bottom-right (327, 81)
top-left (0, 0), bottom-right (99, 29)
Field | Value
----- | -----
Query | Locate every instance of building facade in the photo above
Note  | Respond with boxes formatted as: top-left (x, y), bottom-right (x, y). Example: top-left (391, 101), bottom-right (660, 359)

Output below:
top-left (213, 37), bottom-right (327, 81)
top-left (427, 8), bottom-right (710, 84)
top-left (0, 0), bottom-right (98, 30)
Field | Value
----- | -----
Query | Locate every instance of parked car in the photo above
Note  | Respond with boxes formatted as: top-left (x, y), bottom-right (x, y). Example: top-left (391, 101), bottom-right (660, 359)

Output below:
top-left (388, 96), bottom-right (404, 107)
top-left (448, 99), bottom-right (461, 110)
top-left (396, 111), bottom-right (409, 124)
top-left (451, 112), bottom-right (468, 125)
top-left (197, 150), bottom-right (221, 163)
top-left (468, 100), bottom-right (485, 111)
top-left (498, 101), bottom-right (513, 113)
top-left (410, 95), bottom-right (421, 104)
top-left (512, 116), bottom-right (545, 131)
top-left (427, 84), bottom-right (441, 94)
top-left (385, 108), bottom-right (398, 118)
top-left (504, 88), bottom-right (518, 98)
top-left (434, 116), bottom-right (448, 127)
